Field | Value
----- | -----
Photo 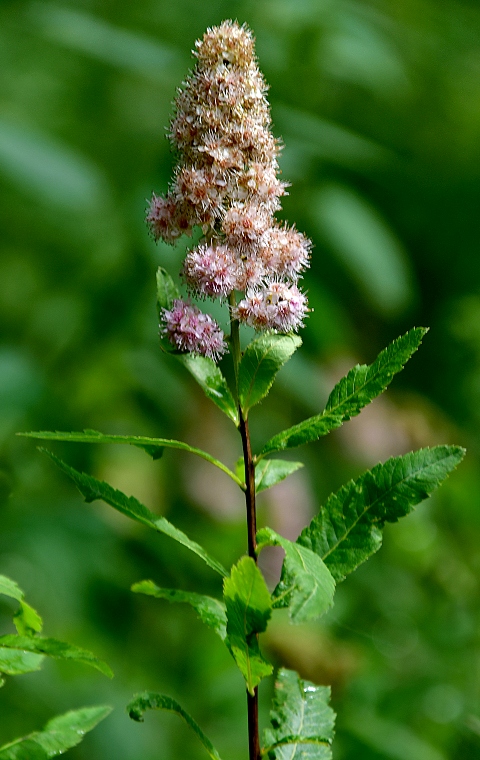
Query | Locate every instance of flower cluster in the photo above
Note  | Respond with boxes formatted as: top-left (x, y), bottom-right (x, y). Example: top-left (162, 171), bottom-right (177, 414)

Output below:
top-left (148, 21), bottom-right (311, 358)
top-left (161, 300), bottom-right (227, 360)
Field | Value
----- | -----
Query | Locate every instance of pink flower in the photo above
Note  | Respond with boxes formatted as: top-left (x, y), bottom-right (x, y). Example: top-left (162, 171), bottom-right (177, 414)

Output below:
top-left (234, 282), bottom-right (308, 333)
top-left (183, 243), bottom-right (238, 298)
top-left (161, 299), bottom-right (227, 360)
top-left (146, 194), bottom-right (192, 243)
top-left (259, 225), bottom-right (311, 279)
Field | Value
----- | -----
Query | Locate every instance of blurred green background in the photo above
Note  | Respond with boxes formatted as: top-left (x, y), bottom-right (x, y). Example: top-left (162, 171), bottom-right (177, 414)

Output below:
top-left (1, 0), bottom-right (480, 758)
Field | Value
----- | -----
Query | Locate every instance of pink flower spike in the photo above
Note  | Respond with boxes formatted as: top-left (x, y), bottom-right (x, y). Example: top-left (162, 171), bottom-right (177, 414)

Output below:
top-left (161, 299), bottom-right (227, 360)
top-left (234, 282), bottom-right (308, 333)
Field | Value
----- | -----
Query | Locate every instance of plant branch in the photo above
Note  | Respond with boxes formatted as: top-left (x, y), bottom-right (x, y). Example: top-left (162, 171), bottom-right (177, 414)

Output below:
top-left (229, 292), bottom-right (261, 760)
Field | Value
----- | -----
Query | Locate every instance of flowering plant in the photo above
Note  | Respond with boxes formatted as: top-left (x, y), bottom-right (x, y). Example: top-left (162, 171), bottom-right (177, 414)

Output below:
top-left (19, 21), bottom-right (465, 760)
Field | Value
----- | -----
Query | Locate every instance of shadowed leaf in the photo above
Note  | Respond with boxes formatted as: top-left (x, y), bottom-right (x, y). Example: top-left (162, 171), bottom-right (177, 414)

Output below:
top-left (0, 635), bottom-right (113, 678)
top-left (132, 581), bottom-right (227, 640)
top-left (128, 692), bottom-right (224, 760)
top-left (0, 705), bottom-right (112, 759)
top-left (38, 449), bottom-right (228, 577)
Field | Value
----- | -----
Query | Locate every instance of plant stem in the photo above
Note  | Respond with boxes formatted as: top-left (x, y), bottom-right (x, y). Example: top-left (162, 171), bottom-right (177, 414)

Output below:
top-left (229, 292), bottom-right (261, 760)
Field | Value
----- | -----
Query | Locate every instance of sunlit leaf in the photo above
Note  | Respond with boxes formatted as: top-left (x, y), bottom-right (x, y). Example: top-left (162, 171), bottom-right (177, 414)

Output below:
top-left (132, 580), bottom-right (226, 640)
top-left (260, 328), bottom-right (427, 457)
top-left (223, 557), bottom-right (273, 694)
top-left (178, 354), bottom-right (239, 424)
top-left (256, 528), bottom-right (335, 623)
top-left (298, 446), bottom-right (466, 581)
top-left (156, 266), bottom-right (180, 311)
top-left (19, 430), bottom-right (241, 484)
top-left (0, 575), bottom-right (43, 634)
top-left (238, 334), bottom-right (302, 416)
top-left (0, 705), bottom-right (112, 759)
top-left (0, 647), bottom-right (44, 676)
top-left (0, 635), bottom-right (113, 678)
top-left (255, 459), bottom-right (304, 494)
top-left (39, 449), bottom-right (228, 577)
top-left (263, 668), bottom-right (335, 760)
top-left (128, 692), bottom-right (224, 760)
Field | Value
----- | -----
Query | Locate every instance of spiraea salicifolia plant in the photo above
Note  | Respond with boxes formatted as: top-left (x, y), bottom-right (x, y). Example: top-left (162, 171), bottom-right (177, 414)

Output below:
top-left (22, 21), bottom-right (465, 760)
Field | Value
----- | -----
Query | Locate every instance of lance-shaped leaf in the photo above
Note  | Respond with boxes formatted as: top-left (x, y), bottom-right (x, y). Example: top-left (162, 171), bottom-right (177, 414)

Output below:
top-left (255, 459), bottom-right (304, 494)
top-left (223, 557), bottom-right (273, 694)
top-left (263, 669), bottom-right (335, 760)
top-left (0, 647), bottom-right (45, 677)
top-left (259, 328), bottom-right (427, 457)
top-left (19, 430), bottom-right (242, 485)
top-left (0, 575), bottom-right (43, 635)
top-left (0, 705), bottom-right (112, 760)
top-left (132, 580), bottom-right (227, 640)
top-left (40, 449), bottom-right (228, 577)
top-left (178, 354), bottom-right (239, 425)
top-left (298, 445), bottom-right (466, 581)
top-left (256, 528), bottom-right (335, 624)
top-left (238, 334), bottom-right (302, 417)
top-left (0, 635), bottom-right (113, 678)
top-left (128, 692), bottom-right (224, 760)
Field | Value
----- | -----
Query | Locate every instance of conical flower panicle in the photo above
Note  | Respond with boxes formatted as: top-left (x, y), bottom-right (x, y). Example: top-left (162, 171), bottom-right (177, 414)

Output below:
top-left (147, 21), bottom-right (311, 358)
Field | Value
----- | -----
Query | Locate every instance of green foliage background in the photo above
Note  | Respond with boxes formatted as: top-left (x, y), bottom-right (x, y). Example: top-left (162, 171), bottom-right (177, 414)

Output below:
top-left (1, 0), bottom-right (479, 758)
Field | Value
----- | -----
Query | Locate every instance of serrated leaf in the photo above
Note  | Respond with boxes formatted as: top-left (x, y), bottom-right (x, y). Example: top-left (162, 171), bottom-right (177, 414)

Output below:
top-left (39, 449), bottom-right (227, 577)
top-left (299, 445), bottom-right (466, 581)
top-left (256, 528), bottom-right (335, 623)
top-left (127, 692), bottom-right (224, 760)
top-left (132, 580), bottom-right (227, 640)
top-left (19, 430), bottom-right (241, 485)
top-left (0, 647), bottom-right (45, 676)
top-left (223, 557), bottom-right (273, 694)
top-left (260, 328), bottom-right (427, 457)
top-left (178, 354), bottom-right (238, 424)
top-left (0, 705), bottom-right (112, 759)
top-left (0, 635), bottom-right (113, 678)
top-left (263, 669), bottom-right (335, 760)
top-left (238, 334), bottom-right (302, 416)
top-left (255, 459), bottom-right (304, 494)
top-left (156, 267), bottom-right (179, 311)
top-left (0, 575), bottom-right (43, 634)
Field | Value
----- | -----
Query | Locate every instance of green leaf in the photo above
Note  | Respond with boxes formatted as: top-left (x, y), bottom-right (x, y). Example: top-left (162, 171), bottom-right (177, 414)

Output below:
top-left (128, 692), bottom-right (224, 760)
top-left (0, 705), bottom-right (112, 759)
top-left (40, 449), bottom-right (228, 577)
top-left (263, 668), bottom-right (335, 760)
top-left (223, 557), bottom-right (273, 694)
top-left (0, 647), bottom-right (45, 676)
top-left (256, 528), bottom-right (335, 623)
top-left (178, 354), bottom-right (239, 424)
top-left (298, 445), bottom-right (466, 581)
top-left (255, 459), bottom-right (304, 494)
top-left (156, 267), bottom-right (179, 311)
top-left (132, 580), bottom-right (227, 640)
top-left (238, 334), bottom-right (302, 416)
top-left (0, 635), bottom-right (113, 678)
top-left (259, 328), bottom-right (427, 457)
top-left (0, 575), bottom-right (43, 634)
top-left (19, 430), bottom-right (242, 485)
